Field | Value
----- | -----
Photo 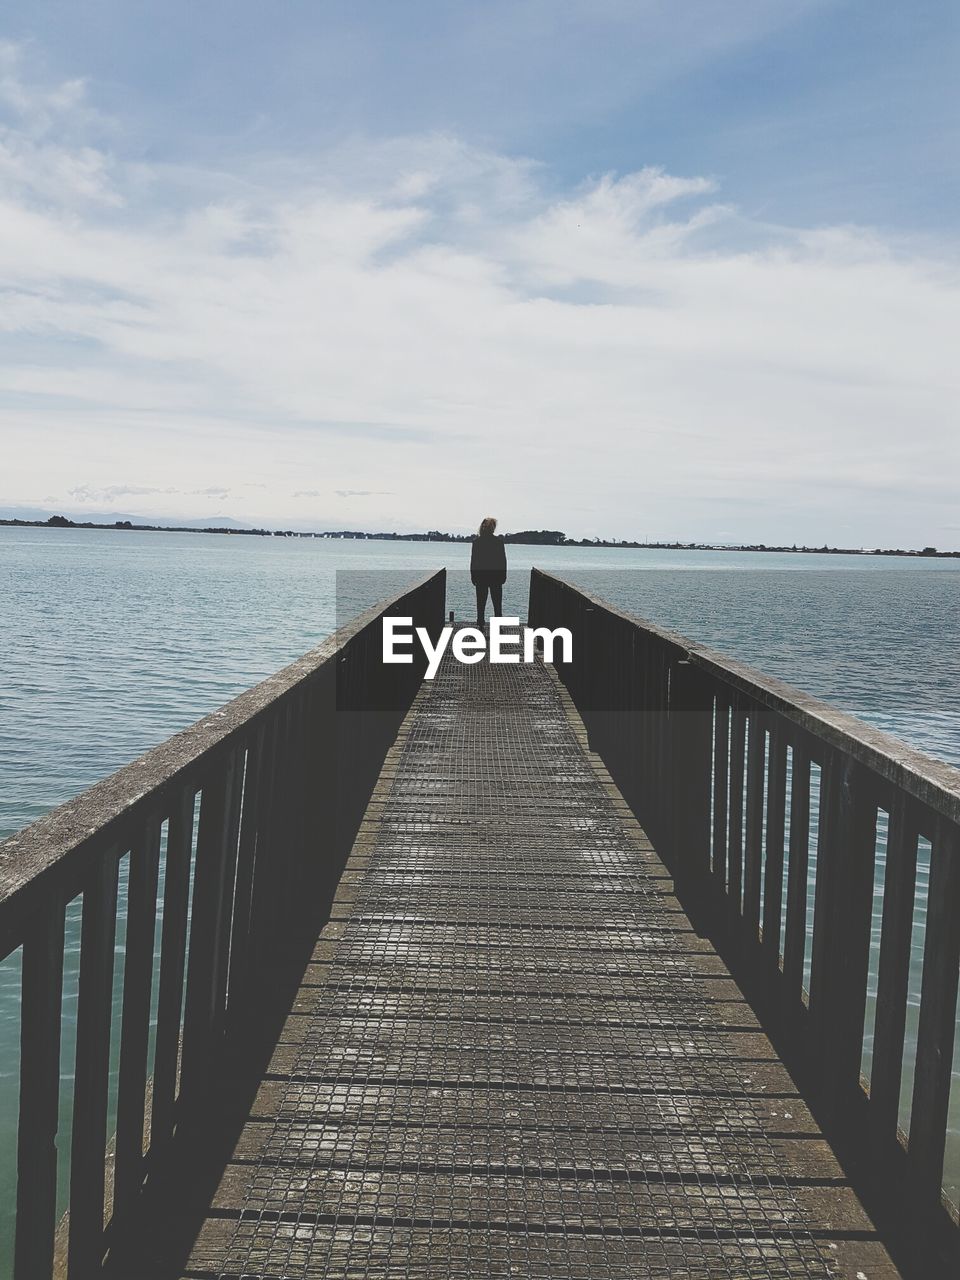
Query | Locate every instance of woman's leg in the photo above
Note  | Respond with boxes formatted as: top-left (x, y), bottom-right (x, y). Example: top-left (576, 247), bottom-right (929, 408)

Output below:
top-left (491, 583), bottom-right (503, 616)
top-left (475, 582), bottom-right (488, 624)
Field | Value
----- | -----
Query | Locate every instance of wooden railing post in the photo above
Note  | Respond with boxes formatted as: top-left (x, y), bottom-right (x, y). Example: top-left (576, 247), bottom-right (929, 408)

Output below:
top-left (225, 723), bottom-right (268, 1021)
top-left (808, 753), bottom-right (878, 1122)
top-left (670, 658), bottom-right (713, 919)
top-left (178, 751), bottom-right (241, 1110)
top-left (742, 710), bottom-right (767, 944)
top-left (761, 721), bottom-right (788, 972)
top-left (782, 744), bottom-right (811, 1007)
top-left (908, 818), bottom-right (960, 1209)
top-left (113, 814), bottom-right (162, 1224)
top-left (711, 696), bottom-right (730, 898)
top-left (68, 852), bottom-right (120, 1278)
top-left (869, 792), bottom-right (919, 1143)
top-left (149, 790), bottom-right (195, 1150)
top-left (727, 700), bottom-right (746, 923)
top-left (14, 900), bottom-right (66, 1280)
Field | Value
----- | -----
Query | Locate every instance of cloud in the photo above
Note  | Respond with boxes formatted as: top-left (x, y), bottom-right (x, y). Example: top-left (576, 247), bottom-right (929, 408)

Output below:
top-left (68, 483), bottom-right (177, 502)
top-left (335, 489), bottom-right (396, 498)
top-left (0, 41), bottom-right (89, 131)
top-left (0, 41), bottom-right (119, 207)
top-left (294, 487), bottom-right (395, 499)
top-left (66, 482), bottom-right (230, 503)
top-left (1, 42), bottom-right (958, 545)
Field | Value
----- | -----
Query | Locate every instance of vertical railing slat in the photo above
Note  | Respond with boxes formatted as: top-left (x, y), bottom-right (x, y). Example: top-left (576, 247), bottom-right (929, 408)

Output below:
top-left (711, 695), bottom-right (729, 890)
top-left (782, 744), bottom-right (811, 1001)
top-left (112, 814), bottom-right (162, 1224)
top-left (669, 659), bottom-right (712, 911)
top-left (278, 697), bottom-right (309, 936)
top-left (727, 701), bottom-right (746, 913)
top-left (742, 712), bottom-right (766, 939)
top-left (870, 792), bottom-right (919, 1140)
top-left (178, 750), bottom-right (241, 1109)
top-left (209, 752), bottom-right (245, 1032)
top-left (14, 900), bottom-right (66, 1280)
top-left (246, 707), bottom-right (286, 974)
top-left (150, 790), bottom-right (195, 1147)
top-left (908, 817), bottom-right (960, 1203)
top-left (68, 850), bottom-right (120, 1278)
top-left (807, 753), bottom-right (878, 1112)
top-left (762, 721), bottom-right (788, 967)
top-left (257, 708), bottom-right (287, 966)
top-left (226, 722), bottom-right (268, 1019)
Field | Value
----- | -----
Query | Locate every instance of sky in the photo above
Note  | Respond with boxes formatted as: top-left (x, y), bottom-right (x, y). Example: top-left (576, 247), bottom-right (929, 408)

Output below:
top-left (0, 1), bottom-right (958, 545)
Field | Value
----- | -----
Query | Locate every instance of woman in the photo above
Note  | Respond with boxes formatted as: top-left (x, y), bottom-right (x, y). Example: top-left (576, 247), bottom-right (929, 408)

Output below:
top-left (470, 516), bottom-right (507, 626)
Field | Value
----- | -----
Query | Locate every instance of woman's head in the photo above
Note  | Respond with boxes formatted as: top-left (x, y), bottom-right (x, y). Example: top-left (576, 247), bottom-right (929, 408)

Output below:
top-left (479, 516), bottom-right (497, 536)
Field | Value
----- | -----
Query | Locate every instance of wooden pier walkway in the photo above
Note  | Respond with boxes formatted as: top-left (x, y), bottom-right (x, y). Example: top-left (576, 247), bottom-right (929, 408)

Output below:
top-left (126, 652), bottom-right (898, 1278)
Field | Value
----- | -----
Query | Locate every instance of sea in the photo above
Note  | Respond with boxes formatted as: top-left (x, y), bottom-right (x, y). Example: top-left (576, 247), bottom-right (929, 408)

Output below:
top-left (1, 525), bottom-right (958, 1267)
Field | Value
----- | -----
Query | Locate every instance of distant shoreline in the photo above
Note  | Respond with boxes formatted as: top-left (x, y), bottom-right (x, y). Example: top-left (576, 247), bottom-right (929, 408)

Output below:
top-left (3, 516), bottom-right (958, 558)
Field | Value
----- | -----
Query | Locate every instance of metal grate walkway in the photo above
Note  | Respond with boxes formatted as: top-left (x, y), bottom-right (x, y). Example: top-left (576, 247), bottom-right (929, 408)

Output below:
top-left (172, 654), bottom-right (898, 1278)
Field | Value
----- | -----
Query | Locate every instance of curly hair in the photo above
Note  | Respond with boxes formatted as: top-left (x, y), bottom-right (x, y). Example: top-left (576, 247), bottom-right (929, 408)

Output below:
top-left (478, 516), bottom-right (497, 536)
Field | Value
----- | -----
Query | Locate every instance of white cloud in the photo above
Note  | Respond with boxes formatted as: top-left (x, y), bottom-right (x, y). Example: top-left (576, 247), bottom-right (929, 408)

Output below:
top-left (0, 41), bottom-right (119, 207)
top-left (67, 484), bottom-right (176, 502)
top-left (0, 41), bottom-right (87, 130)
top-left (0, 44), bottom-right (958, 544)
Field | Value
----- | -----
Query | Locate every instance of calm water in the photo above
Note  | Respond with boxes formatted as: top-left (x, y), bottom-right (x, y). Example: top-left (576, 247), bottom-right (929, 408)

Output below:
top-left (1, 527), bottom-right (958, 1264)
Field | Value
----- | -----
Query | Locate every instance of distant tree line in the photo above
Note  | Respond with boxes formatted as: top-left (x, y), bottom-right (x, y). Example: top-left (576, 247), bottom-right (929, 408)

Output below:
top-left (0, 515), bottom-right (955, 557)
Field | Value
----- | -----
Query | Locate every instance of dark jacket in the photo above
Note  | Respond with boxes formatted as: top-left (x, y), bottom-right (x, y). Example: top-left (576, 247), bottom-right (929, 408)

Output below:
top-left (470, 533), bottom-right (507, 585)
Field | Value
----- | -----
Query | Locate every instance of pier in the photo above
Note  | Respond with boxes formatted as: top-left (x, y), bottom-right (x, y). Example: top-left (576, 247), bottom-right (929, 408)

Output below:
top-left (1, 569), bottom-right (957, 1278)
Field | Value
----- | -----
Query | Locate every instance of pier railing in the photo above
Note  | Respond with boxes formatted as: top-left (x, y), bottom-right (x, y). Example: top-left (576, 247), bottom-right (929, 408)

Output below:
top-left (0, 569), bottom-right (445, 1280)
top-left (529, 567), bottom-right (960, 1270)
